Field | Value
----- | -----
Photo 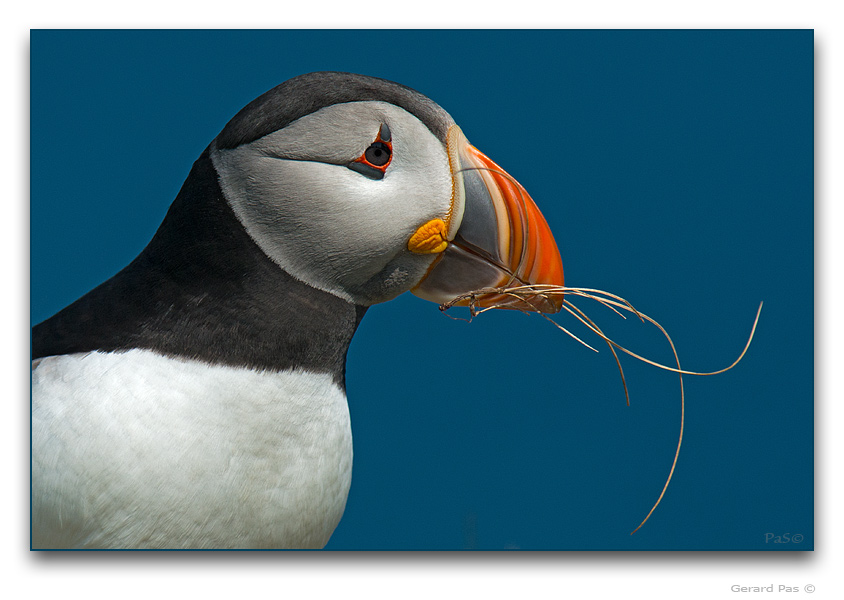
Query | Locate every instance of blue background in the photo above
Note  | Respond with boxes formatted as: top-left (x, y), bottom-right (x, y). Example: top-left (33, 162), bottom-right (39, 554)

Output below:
top-left (30, 30), bottom-right (813, 551)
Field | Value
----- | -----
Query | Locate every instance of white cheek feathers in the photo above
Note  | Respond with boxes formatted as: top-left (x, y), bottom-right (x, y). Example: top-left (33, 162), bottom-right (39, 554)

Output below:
top-left (211, 101), bottom-right (455, 306)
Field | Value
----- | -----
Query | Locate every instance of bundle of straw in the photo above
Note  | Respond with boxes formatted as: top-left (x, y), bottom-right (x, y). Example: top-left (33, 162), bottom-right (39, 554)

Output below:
top-left (440, 284), bottom-right (762, 534)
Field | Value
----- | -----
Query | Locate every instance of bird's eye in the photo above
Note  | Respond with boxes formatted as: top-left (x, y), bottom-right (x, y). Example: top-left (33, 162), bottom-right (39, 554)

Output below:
top-left (348, 124), bottom-right (393, 180)
top-left (364, 142), bottom-right (391, 166)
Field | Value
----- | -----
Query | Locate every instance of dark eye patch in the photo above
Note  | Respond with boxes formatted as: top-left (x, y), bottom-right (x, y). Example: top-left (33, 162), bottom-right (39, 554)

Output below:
top-left (348, 124), bottom-right (393, 180)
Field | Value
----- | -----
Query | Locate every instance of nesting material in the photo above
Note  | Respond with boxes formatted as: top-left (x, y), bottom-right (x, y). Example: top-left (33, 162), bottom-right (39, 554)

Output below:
top-left (440, 284), bottom-right (763, 534)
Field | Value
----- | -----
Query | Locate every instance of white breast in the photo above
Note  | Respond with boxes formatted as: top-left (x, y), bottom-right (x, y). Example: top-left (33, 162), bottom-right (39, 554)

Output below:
top-left (31, 349), bottom-right (353, 549)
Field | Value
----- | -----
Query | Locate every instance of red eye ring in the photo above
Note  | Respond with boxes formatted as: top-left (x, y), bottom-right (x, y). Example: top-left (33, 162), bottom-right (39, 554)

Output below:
top-left (353, 124), bottom-right (393, 175)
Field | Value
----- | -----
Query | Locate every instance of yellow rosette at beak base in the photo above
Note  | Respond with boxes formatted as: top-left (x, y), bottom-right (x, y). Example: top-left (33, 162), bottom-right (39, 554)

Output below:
top-left (408, 218), bottom-right (449, 254)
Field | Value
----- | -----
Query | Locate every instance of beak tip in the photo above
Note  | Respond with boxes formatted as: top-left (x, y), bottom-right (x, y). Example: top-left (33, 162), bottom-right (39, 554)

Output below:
top-left (413, 125), bottom-right (565, 315)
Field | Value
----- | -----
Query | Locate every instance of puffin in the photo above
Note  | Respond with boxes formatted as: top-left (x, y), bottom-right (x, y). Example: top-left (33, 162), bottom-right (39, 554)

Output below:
top-left (31, 72), bottom-right (564, 549)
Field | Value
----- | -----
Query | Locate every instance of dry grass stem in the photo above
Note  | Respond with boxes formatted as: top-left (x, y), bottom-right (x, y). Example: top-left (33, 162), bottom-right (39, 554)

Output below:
top-left (440, 285), bottom-right (762, 534)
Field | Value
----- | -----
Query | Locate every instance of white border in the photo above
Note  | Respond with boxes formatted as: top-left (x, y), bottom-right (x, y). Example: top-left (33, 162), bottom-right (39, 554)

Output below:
top-left (4, 2), bottom-right (838, 599)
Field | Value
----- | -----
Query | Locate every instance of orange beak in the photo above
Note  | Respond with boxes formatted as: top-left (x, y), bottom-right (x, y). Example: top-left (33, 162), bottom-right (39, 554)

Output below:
top-left (411, 126), bottom-right (564, 313)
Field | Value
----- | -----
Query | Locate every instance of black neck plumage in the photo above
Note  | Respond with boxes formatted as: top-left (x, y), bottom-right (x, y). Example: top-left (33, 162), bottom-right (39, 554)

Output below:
top-left (31, 149), bottom-right (366, 388)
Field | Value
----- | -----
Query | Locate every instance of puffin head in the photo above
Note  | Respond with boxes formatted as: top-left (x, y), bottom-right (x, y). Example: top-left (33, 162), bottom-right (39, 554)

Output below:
top-left (210, 72), bottom-right (564, 312)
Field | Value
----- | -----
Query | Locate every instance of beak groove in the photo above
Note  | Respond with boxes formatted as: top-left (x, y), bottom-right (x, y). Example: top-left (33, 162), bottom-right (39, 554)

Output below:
top-left (412, 125), bottom-right (564, 313)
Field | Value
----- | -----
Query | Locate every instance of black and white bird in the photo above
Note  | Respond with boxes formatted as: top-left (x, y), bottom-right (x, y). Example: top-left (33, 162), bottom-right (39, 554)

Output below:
top-left (31, 72), bottom-right (564, 549)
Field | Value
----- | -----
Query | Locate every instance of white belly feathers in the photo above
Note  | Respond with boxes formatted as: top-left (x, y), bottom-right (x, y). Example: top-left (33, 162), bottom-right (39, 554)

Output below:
top-left (31, 349), bottom-right (353, 549)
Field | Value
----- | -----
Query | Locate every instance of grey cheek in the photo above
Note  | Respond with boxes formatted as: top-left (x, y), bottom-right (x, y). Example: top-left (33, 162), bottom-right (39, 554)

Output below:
top-left (383, 267), bottom-right (409, 289)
